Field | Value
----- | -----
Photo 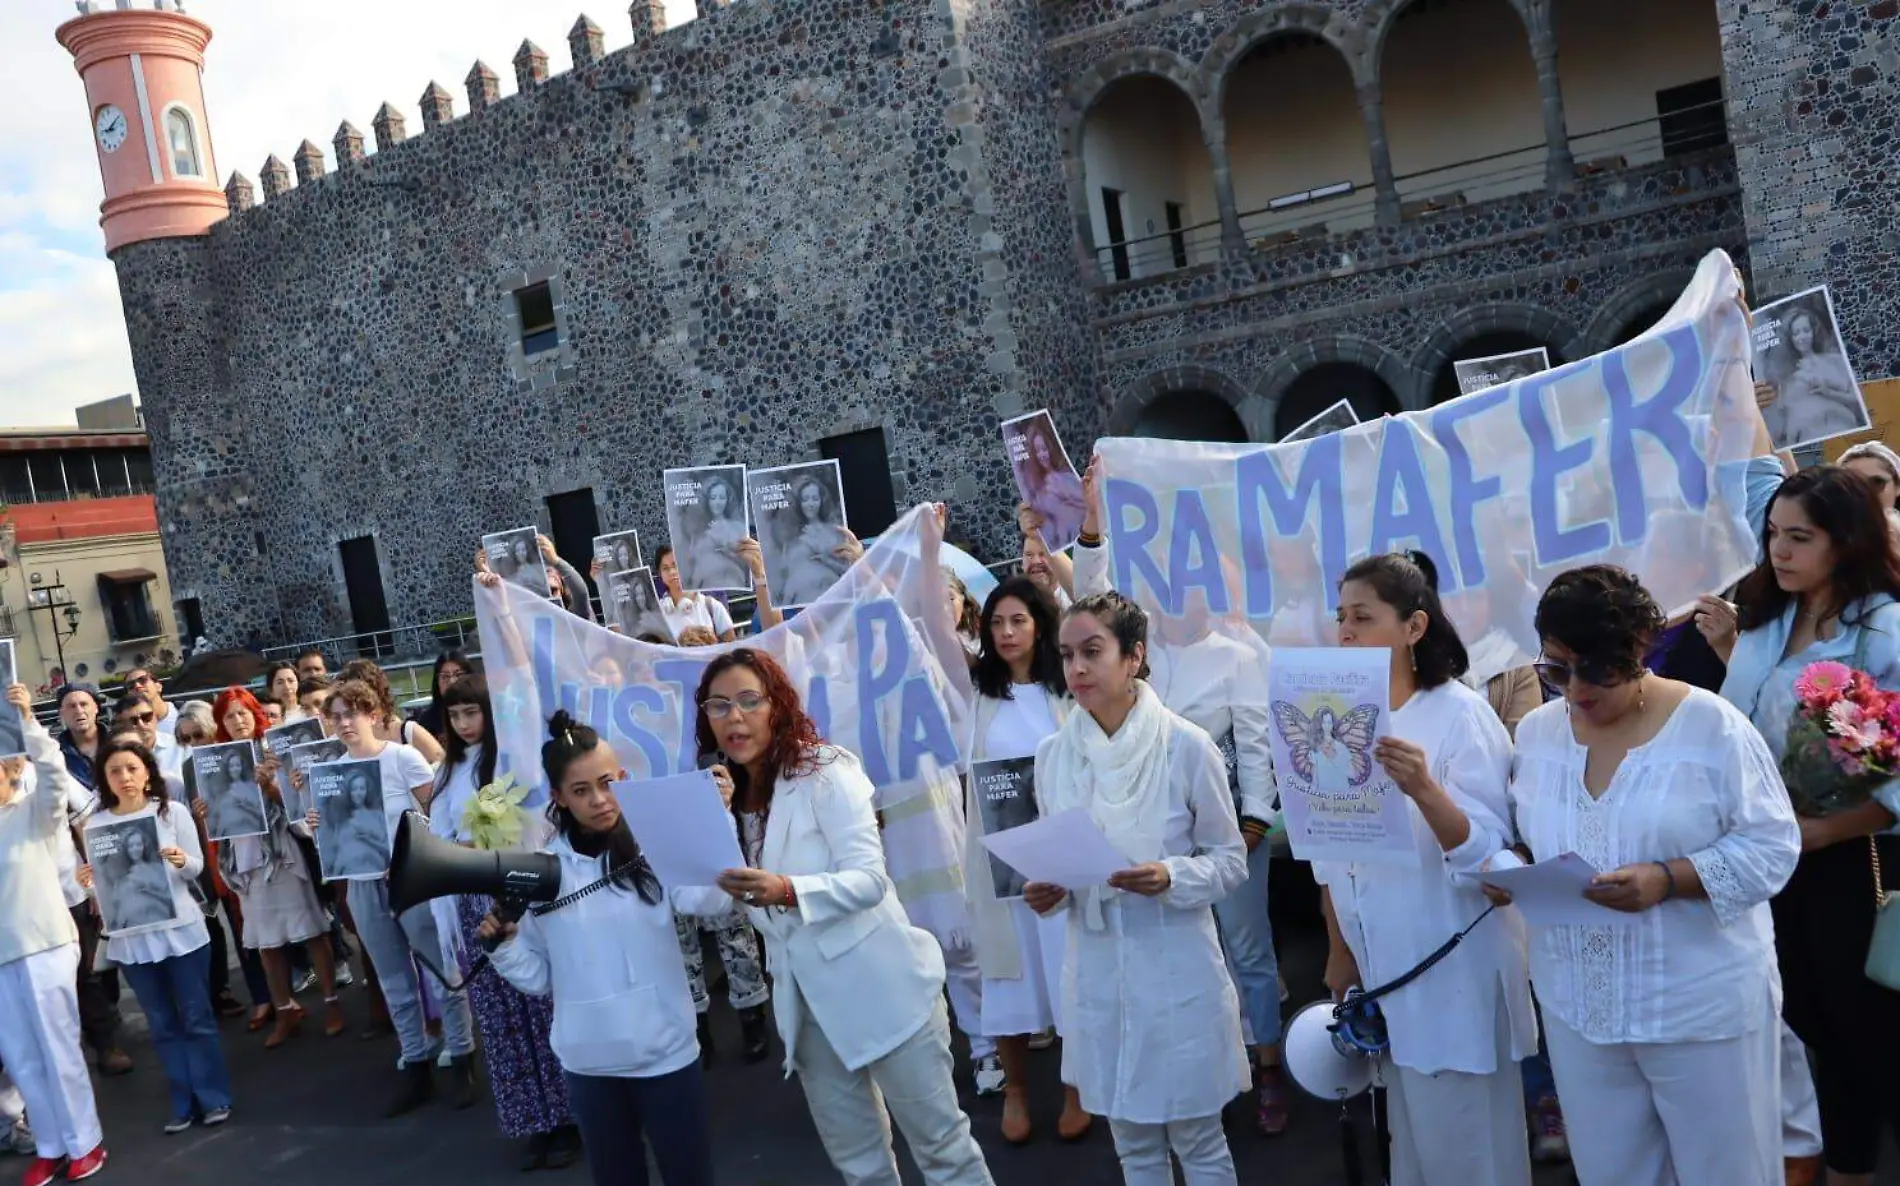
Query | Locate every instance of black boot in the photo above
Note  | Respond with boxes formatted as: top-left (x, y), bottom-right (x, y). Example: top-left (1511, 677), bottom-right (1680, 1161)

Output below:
top-left (696, 1012), bottom-right (715, 1067)
top-left (518, 1131), bottom-right (551, 1173)
top-left (384, 1060), bottom-right (434, 1118)
top-left (740, 1005), bottom-right (772, 1064)
top-left (445, 1053), bottom-right (479, 1111)
top-left (544, 1124), bottom-right (584, 1169)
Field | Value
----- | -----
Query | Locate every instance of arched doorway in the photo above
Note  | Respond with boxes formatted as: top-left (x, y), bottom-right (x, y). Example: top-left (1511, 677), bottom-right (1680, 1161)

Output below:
top-left (1609, 300), bottom-right (1678, 346)
top-left (1221, 33), bottom-right (1374, 242)
top-left (1130, 390), bottom-right (1250, 442)
top-left (1081, 75), bottom-right (1218, 281)
top-left (1431, 330), bottom-right (1561, 405)
top-left (1274, 363), bottom-right (1401, 439)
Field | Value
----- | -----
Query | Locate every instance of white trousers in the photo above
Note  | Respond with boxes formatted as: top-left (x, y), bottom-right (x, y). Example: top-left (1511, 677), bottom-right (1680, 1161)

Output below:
top-left (1105, 1114), bottom-right (1236, 1186)
top-left (1544, 1011), bottom-right (1780, 1186)
top-left (1384, 1001), bottom-right (1532, 1186)
top-left (1778, 1019), bottom-right (1823, 1158)
top-left (0, 945), bottom-right (102, 1161)
top-left (793, 999), bottom-right (995, 1186)
top-left (941, 939), bottom-right (996, 1060)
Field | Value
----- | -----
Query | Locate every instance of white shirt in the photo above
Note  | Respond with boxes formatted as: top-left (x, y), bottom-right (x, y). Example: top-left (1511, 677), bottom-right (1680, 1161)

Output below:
top-left (84, 802), bottom-right (210, 965)
top-left (154, 702), bottom-right (179, 737)
top-left (984, 685), bottom-right (1057, 761)
top-left (429, 748), bottom-right (484, 845)
top-left (1313, 680), bottom-right (1538, 1075)
top-left (0, 723), bottom-right (82, 966)
top-left (368, 742), bottom-right (434, 858)
top-left (659, 592), bottom-right (734, 639)
top-left (1508, 689), bottom-right (1799, 1044)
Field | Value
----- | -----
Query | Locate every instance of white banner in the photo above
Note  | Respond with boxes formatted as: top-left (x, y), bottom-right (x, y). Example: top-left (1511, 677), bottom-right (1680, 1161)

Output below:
top-left (1095, 249), bottom-right (1766, 683)
top-left (474, 506), bottom-right (977, 945)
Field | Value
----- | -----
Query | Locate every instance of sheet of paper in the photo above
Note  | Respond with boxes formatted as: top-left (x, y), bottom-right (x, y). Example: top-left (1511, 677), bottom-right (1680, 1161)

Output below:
top-left (615, 770), bottom-right (746, 891)
top-left (979, 808), bottom-right (1133, 892)
top-left (1479, 852), bottom-right (1634, 926)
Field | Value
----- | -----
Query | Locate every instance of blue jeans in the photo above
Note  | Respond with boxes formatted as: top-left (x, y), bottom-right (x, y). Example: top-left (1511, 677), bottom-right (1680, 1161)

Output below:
top-left (120, 945), bottom-right (232, 1121)
top-left (1217, 839), bottom-right (1284, 1049)
top-left (346, 879), bottom-right (474, 1064)
top-left (565, 1063), bottom-right (714, 1186)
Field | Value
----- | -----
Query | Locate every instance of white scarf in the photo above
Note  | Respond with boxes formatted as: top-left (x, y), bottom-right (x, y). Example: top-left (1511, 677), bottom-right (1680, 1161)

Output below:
top-left (1040, 681), bottom-right (1172, 928)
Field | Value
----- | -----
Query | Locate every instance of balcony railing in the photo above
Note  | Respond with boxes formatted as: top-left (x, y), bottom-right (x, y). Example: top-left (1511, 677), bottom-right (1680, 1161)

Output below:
top-left (0, 482), bottom-right (156, 505)
top-left (1093, 100), bottom-right (1730, 282)
top-left (0, 606), bottom-right (16, 639)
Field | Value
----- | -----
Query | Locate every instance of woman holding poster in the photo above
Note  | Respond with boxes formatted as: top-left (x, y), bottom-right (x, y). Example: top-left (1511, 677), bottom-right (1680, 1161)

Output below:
top-left (1508, 566), bottom-right (1797, 1186)
top-left (78, 737), bottom-right (232, 1133)
top-left (1318, 552), bottom-right (1537, 1186)
top-left (962, 576), bottom-right (1091, 1145)
top-left (1025, 593), bottom-right (1249, 1186)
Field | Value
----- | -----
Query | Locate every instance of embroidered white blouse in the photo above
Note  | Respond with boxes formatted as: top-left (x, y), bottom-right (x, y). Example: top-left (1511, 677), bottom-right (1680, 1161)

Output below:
top-left (1508, 689), bottom-right (1799, 1044)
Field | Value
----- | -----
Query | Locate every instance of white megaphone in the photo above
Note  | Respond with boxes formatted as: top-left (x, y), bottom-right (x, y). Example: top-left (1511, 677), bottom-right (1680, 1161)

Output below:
top-left (1283, 999), bottom-right (1377, 1101)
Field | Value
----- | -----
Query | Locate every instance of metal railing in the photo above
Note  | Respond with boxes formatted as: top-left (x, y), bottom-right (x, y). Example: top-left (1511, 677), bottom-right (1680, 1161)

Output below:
top-left (259, 616), bottom-right (480, 664)
top-left (0, 482), bottom-right (156, 506)
top-left (1093, 100), bottom-right (1729, 281)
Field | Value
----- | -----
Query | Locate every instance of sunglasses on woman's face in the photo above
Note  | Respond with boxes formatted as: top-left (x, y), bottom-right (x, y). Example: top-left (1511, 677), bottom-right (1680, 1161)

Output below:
top-left (1532, 658), bottom-right (1634, 691)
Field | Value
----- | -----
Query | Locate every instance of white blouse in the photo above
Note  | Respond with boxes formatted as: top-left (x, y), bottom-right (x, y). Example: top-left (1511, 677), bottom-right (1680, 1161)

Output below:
top-left (1314, 680), bottom-right (1538, 1075)
top-left (86, 802), bottom-right (210, 965)
top-left (429, 748), bottom-right (485, 845)
top-left (1508, 689), bottom-right (1799, 1044)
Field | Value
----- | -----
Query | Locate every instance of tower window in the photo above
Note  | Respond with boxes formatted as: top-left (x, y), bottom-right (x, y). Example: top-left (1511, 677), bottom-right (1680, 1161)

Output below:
top-left (164, 106), bottom-right (203, 178)
top-left (514, 283), bottom-right (560, 356)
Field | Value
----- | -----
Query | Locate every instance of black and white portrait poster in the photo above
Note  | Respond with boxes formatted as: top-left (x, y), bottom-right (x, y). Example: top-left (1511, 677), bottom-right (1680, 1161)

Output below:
top-left (87, 816), bottom-right (179, 936)
top-left (1453, 347), bottom-right (1551, 397)
top-left (1751, 285), bottom-right (1867, 451)
top-left (286, 737), bottom-right (347, 818)
top-left (483, 527), bottom-right (551, 598)
top-left (193, 740), bottom-right (268, 842)
top-left (747, 461), bottom-right (853, 609)
top-left (1001, 410), bottom-right (1086, 552)
top-left (971, 757), bottom-right (1039, 899)
top-left (605, 568), bottom-right (674, 643)
top-left (592, 530), bottom-right (643, 578)
top-left (264, 718), bottom-right (324, 763)
top-left (0, 638), bottom-right (22, 760)
top-left (663, 465), bottom-right (752, 594)
top-left (1282, 399), bottom-right (1361, 444)
top-left (312, 758), bottom-right (390, 881)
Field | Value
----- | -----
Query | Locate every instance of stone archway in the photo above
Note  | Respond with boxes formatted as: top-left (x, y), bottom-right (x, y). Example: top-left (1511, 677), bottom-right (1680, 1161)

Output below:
top-left (1412, 304), bottom-right (1589, 406)
top-left (1255, 335), bottom-right (1413, 434)
top-left (1108, 365), bottom-right (1257, 441)
top-left (1581, 269), bottom-right (1699, 353)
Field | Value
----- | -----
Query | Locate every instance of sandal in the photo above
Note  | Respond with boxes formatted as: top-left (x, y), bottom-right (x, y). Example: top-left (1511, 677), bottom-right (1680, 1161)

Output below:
top-left (245, 1005), bottom-right (275, 1032)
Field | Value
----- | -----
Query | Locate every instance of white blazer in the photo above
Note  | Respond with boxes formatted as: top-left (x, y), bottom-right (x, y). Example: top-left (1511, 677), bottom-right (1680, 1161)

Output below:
top-left (491, 833), bottom-right (731, 1079)
top-left (742, 747), bottom-right (947, 1075)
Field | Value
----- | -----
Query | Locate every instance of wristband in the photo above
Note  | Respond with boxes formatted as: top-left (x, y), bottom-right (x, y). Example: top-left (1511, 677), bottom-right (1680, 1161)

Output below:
top-left (1239, 816), bottom-right (1270, 839)
top-left (1654, 860), bottom-right (1676, 901)
top-left (780, 876), bottom-right (797, 909)
top-left (1076, 532), bottom-right (1104, 548)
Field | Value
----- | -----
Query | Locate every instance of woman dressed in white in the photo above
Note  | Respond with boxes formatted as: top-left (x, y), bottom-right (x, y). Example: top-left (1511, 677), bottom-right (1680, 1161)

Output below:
top-left (1025, 592), bottom-right (1249, 1186)
top-left (1318, 552), bottom-right (1537, 1186)
top-left (1504, 565), bottom-right (1798, 1186)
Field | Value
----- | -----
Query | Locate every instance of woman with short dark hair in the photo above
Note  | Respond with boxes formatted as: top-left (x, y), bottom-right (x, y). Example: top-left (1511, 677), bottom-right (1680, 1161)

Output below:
top-left (1506, 565), bottom-right (1797, 1185)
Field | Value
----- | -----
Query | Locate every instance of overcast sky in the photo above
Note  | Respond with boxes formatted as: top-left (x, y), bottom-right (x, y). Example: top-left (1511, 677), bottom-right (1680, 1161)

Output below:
top-left (0, 0), bottom-right (696, 428)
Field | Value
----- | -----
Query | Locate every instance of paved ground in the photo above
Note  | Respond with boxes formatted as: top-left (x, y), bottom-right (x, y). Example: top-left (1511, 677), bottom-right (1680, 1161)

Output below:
top-left (8, 864), bottom-right (1734, 1184)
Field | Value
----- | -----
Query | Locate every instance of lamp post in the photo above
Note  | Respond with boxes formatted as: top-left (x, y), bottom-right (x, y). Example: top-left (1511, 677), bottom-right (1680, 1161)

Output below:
top-left (27, 572), bottom-right (82, 687)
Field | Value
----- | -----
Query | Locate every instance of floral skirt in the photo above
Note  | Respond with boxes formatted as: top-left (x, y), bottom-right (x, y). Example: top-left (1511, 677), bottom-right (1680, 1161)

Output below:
top-left (455, 894), bottom-right (571, 1138)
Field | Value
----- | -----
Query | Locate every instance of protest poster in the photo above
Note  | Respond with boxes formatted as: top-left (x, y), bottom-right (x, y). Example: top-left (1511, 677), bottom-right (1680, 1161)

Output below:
top-left (312, 758), bottom-right (390, 881)
top-left (1282, 399), bottom-right (1360, 444)
top-left (286, 737), bottom-right (347, 818)
top-left (484, 527), bottom-right (550, 598)
top-left (264, 717), bottom-right (324, 762)
top-left (87, 816), bottom-right (179, 936)
top-left (746, 460), bottom-right (852, 609)
top-left (1453, 347), bottom-right (1552, 397)
top-left (970, 757), bottom-right (1038, 898)
top-left (1002, 410), bottom-right (1087, 552)
top-left (663, 465), bottom-right (752, 594)
top-left (0, 639), bottom-right (21, 759)
top-left (1267, 647), bottom-right (1415, 866)
top-left (593, 530), bottom-right (643, 578)
top-left (1090, 249), bottom-right (1767, 684)
top-left (474, 504), bottom-right (977, 945)
top-left (193, 740), bottom-right (268, 842)
top-left (614, 770), bottom-right (745, 889)
top-left (604, 568), bottom-right (673, 642)
top-left (1749, 285), bottom-right (1866, 451)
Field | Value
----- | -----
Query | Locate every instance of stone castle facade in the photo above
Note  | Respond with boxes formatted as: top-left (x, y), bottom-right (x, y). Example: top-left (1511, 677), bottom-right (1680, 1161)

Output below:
top-left (100, 0), bottom-right (1897, 648)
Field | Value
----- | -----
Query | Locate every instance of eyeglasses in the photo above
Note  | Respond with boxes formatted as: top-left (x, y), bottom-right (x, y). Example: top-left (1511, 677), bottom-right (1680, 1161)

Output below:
top-left (1532, 657), bottom-right (1637, 691)
top-left (702, 691), bottom-right (769, 720)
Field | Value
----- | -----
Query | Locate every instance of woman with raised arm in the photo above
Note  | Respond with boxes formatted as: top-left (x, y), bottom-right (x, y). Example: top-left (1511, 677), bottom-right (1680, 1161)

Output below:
top-left (1024, 593), bottom-right (1249, 1186)
top-left (696, 648), bottom-right (994, 1186)
top-left (1319, 552), bottom-right (1536, 1186)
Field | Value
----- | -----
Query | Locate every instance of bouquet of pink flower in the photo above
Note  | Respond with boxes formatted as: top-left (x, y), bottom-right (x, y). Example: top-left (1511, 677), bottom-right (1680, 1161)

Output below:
top-left (1783, 660), bottom-right (1900, 816)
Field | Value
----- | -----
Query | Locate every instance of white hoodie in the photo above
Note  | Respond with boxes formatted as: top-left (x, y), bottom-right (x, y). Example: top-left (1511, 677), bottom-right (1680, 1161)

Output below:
top-left (489, 831), bottom-right (732, 1079)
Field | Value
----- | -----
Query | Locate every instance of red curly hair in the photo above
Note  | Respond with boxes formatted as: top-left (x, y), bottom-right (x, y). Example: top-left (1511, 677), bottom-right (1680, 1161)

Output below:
top-left (212, 686), bottom-right (272, 743)
top-left (693, 648), bottom-right (823, 796)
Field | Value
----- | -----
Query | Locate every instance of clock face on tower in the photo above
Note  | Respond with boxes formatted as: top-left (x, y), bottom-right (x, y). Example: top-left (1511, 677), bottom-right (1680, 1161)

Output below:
top-left (95, 105), bottom-right (128, 154)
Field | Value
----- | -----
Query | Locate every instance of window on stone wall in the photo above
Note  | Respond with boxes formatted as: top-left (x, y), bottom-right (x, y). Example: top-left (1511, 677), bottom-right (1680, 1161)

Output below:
top-left (1657, 78), bottom-right (1726, 158)
top-left (98, 572), bottom-right (162, 643)
top-left (515, 283), bottom-right (560, 357)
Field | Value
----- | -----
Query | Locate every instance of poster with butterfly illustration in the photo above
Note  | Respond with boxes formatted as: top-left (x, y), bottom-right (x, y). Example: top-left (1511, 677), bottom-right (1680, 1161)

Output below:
top-left (1267, 647), bottom-right (1418, 867)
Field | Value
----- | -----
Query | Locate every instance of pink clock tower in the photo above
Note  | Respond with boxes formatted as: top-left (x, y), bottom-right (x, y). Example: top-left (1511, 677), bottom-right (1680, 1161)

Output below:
top-left (56, 0), bottom-right (226, 254)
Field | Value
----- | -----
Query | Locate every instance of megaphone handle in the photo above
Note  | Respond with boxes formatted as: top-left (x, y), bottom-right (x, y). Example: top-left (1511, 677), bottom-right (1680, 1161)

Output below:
top-left (478, 895), bottom-right (531, 953)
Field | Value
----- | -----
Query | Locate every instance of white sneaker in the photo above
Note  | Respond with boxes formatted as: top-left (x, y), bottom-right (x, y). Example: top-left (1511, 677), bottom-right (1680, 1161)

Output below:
top-left (973, 1054), bottom-right (1006, 1096)
top-left (291, 970), bottom-right (317, 996)
top-left (334, 965), bottom-right (355, 988)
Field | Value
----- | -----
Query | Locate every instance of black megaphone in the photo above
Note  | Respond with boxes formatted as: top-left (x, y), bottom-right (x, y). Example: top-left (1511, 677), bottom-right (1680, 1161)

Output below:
top-left (389, 813), bottom-right (563, 950)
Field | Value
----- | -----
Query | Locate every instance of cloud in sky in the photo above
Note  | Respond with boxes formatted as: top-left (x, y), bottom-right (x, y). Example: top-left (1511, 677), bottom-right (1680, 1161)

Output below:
top-left (0, 0), bottom-right (697, 428)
